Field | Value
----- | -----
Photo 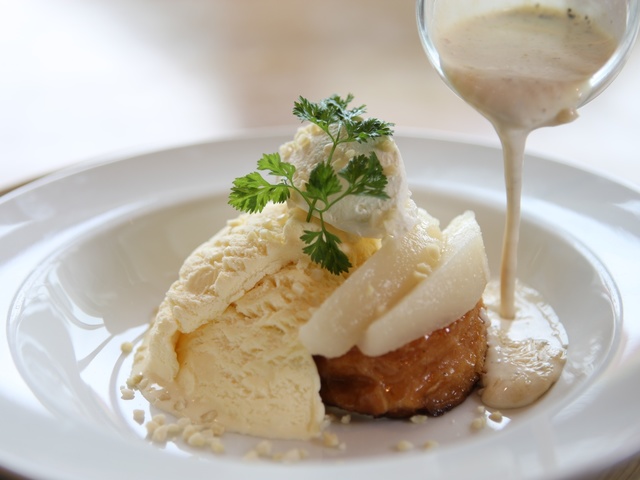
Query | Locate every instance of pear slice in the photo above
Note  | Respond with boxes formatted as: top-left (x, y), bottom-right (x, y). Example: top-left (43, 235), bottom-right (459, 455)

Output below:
top-left (298, 209), bottom-right (443, 358)
top-left (357, 211), bottom-right (489, 357)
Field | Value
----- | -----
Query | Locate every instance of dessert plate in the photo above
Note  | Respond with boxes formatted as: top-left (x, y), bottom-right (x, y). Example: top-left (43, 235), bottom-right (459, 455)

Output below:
top-left (1, 131), bottom-right (639, 480)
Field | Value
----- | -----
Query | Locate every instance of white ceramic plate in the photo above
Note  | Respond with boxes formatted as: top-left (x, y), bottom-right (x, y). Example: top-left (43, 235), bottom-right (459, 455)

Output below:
top-left (1, 131), bottom-right (639, 480)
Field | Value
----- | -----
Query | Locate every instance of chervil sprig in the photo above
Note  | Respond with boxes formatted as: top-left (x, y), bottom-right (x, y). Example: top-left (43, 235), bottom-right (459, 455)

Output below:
top-left (228, 153), bottom-right (293, 213)
top-left (228, 94), bottom-right (393, 275)
top-left (293, 94), bottom-right (394, 161)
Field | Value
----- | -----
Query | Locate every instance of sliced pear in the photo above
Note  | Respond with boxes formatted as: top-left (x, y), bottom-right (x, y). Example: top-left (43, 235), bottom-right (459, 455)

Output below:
top-left (357, 211), bottom-right (489, 357)
top-left (298, 209), bottom-right (443, 358)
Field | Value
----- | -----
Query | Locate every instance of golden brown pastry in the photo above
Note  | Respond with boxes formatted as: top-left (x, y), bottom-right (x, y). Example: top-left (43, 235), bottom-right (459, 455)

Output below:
top-left (314, 302), bottom-right (486, 417)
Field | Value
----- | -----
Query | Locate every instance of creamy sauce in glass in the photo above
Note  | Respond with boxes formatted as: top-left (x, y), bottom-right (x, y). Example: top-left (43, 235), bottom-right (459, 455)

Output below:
top-left (434, 5), bottom-right (617, 407)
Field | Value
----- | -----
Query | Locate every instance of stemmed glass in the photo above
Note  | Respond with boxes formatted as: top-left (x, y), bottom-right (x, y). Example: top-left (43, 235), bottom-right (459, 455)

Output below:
top-left (418, 0), bottom-right (640, 111)
top-left (416, 0), bottom-right (640, 319)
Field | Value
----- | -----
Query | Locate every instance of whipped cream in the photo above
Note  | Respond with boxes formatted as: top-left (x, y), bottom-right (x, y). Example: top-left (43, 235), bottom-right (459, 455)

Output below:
top-left (279, 123), bottom-right (417, 239)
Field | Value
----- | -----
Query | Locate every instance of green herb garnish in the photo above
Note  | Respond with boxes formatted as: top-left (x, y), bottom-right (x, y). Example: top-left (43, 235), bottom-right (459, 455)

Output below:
top-left (228, 94), bottom-right (394, 275)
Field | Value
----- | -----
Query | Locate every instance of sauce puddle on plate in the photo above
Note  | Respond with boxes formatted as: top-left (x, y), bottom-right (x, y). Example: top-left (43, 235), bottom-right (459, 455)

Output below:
top-left (434, 4), bottom-right (616, 406)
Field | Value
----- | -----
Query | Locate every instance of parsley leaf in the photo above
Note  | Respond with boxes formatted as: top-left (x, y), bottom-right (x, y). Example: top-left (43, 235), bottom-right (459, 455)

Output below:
top-left (257, 152), bottom-right (296, 178)
top-left (229, 171), bottom-right (290, 213)
top-left (305, 161), bottom-right (343, 210)
top-left (301, 229), bottom-right (351, 276)
top-left (339, 153), bottom-right (390, 199)
top-left (228, 94), bottom-right (393, 275)
top-left (293, 94), bottom-right (394, 146)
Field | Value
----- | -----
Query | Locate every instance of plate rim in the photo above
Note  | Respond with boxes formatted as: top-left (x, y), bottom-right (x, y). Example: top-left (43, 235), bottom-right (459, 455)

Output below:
top-left (1, 129), bottom-right (639, 480)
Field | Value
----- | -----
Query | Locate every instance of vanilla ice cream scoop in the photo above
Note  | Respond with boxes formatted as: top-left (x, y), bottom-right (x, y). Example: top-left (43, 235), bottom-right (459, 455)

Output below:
top-left (279, 123), bottom-right (417, 238)
top-left (129, 203), bottom-right (379, 440)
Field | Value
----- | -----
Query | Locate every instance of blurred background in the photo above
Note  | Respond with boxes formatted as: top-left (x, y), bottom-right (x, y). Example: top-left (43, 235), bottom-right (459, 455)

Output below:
top-left (1, 0), bottom-right (639, 195)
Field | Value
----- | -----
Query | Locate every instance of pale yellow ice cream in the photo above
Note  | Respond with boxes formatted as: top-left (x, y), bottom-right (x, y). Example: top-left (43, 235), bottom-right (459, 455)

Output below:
top-left (130, 203), bottom-right (379, 440)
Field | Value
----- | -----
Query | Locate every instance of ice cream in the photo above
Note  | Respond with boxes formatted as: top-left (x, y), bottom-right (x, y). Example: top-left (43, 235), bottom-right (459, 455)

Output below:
top-left (130, 203), bottom-right (379, 440)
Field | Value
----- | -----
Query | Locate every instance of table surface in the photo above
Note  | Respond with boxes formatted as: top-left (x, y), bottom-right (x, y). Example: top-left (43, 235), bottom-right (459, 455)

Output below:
top-left (1, 1), bottom-right (639, 479)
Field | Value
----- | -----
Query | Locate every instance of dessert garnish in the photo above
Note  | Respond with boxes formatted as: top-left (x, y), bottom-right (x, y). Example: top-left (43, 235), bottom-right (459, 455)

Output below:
top-left (228, 94), bottom-right (393, 274)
